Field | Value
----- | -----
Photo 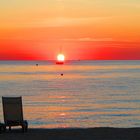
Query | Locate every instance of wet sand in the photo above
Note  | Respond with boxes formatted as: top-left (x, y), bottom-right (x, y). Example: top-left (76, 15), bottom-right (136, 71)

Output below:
top-left (0, 127), bottom-right (140, 140)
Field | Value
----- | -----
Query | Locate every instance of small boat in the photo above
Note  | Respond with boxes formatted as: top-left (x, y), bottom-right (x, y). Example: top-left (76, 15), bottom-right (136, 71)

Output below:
top-left (56, 61), bottom-right (64, 64)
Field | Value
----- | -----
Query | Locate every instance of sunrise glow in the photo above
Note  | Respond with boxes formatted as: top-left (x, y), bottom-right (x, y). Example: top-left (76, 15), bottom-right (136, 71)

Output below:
top-left (0, 0), bottom-right (140, 60)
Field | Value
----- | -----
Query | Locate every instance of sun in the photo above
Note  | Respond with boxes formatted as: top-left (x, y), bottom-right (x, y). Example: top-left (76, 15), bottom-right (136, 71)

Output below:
top-left (57, 54), bottom-right (65, 61)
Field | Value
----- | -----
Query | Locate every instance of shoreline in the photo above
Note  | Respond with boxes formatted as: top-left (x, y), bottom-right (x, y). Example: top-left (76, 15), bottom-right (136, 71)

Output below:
top-left (1, 127), bottom-right (140, 140)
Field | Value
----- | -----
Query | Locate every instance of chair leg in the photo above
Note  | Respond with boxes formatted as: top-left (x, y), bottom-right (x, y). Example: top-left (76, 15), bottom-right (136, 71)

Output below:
top-left (25, 123), bottom-right (28, 132)
top-left (22, 121), bottom-right (28, 132)
top-left (22, 125), bottom-right (24, 132)
top-left (9, 126), bottom-right (11, 131)
top-left (3, 125), bottom-right (6, 132)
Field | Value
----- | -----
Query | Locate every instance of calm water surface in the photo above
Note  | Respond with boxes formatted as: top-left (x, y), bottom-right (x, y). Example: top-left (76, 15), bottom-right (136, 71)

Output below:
top-left (0, 60), bottom-right (140, 128)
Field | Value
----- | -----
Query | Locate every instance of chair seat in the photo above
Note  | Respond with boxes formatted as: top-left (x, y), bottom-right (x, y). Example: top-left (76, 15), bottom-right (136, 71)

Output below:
top-left (6, 120), bottom-right (28, 126)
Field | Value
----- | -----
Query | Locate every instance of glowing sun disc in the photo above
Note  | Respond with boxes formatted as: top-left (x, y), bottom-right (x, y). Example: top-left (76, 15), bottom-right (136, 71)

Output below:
top-left (57, 54), bottom-right (65, 61)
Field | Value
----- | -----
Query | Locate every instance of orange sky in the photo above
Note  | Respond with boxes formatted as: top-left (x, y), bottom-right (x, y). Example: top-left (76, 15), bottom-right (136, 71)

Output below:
top-left (0, 0), bottom-right (140, 60)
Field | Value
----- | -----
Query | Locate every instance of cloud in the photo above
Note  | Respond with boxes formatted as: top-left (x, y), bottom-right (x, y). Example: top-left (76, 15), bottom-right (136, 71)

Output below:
top-left (1, 16), bottom-right (107, 28)
top-left (27, 16), bottom-right (111, 27)
top-left (62, 37), bottom-right (114, 42)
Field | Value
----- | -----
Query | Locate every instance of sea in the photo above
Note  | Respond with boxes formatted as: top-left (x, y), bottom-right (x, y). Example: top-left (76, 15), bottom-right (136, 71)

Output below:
top-left (0, 60), bottom-right (140, 128)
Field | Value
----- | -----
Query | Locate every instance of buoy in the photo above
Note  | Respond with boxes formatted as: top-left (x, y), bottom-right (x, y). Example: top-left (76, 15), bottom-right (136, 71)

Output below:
top-left (61, 73), bottom-right (63, 76)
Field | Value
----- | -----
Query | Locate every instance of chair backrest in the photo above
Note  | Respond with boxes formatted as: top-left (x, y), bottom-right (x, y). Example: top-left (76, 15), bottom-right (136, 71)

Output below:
top-left (2, 97), bottom-right (23, 123)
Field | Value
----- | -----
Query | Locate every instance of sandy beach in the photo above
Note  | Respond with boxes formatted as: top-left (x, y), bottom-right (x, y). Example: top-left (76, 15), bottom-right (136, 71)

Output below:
top-left (0, 127), bottom-right (140, 140)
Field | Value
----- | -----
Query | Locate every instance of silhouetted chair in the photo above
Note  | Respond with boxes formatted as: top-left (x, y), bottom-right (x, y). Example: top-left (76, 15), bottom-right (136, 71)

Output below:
top-left (2, 97), bottom-right (28, 132)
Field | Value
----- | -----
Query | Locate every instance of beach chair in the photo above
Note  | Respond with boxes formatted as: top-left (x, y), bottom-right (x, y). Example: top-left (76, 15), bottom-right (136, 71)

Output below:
top-left (2, 97), bottom-right (28, 132)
